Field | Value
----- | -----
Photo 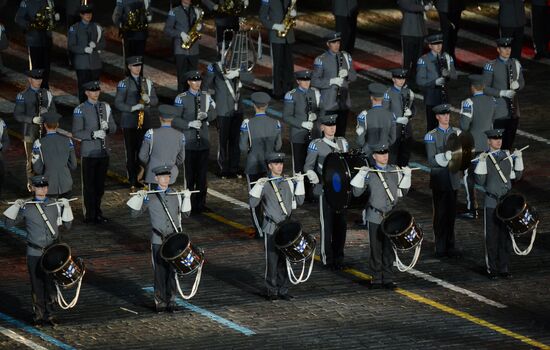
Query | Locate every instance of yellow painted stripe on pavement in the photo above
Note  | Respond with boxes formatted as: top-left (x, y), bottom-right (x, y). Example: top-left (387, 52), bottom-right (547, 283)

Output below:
top-left (203, 212), bottom-right (249, 231)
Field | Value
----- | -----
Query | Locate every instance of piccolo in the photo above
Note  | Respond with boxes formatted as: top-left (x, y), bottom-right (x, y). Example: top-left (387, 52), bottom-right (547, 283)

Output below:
top-left (250, 175), bottom-right (303, 186)
top-left (129, 190), bottom-right (200, 196)
top-left (353, 167), bottom-right (420, 173)
top-left (470, 145), bottom-right (529, 163)
top-left (7, 198), bottom-right (78, 206)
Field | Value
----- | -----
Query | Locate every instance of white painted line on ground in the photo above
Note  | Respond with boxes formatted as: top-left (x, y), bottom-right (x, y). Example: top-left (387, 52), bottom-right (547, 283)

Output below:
top-left (207, 188), bottom-right (249, 209)
top-left (0, 326), bottom-right (48, 350)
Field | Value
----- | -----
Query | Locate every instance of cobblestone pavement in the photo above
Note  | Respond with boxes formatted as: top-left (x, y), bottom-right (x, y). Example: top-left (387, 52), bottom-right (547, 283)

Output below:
top-left (1, 1), bottom-right (550, 349)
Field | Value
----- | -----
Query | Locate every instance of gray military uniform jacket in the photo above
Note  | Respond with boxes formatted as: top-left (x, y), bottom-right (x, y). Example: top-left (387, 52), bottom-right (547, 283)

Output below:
top-left (303, 137), bottom-right (349, 196)
top-left (203, 62), bottom-right (243, 117)
top-left (72, 101), bottom-right (117, 158)
top-left (416, 51), bottom-right (457, 105)
top-left (283, 87), bottom-right (322, 143)
top-left (164, 4), bottom-right (201, 56)
top-left (7, 197), bottom-right (72, 256)
top-left (259, 0), bottom-right (295, 44)
top-left (139, 126), bottom-right (186, 184)
top-left (312, 50), bottom-right (357, 111)
top-left (0, 24), bottom-right (8, 51)
top-left (332, 0), bottom-right (358, 16)
top-left (475, 149), bottom-right (522, 208)
top-left (424, 126), bottom-right (462, 191)
top-left (32, 132), bottom-right (77, 195)
top-left (353, 164), bottom-right (407, 224)
top-left (112, 0), bottom-right (150, 40)
top-left (459, 92), bottom-right (498, 151)
top-left (15, 0), bottom-right (55, 47)
top-left (173, 90), bottom-right (216, 151)
top-left (115, 75), bottom-right (159, 129)
top-left (14, 87), bottom-right (56, 142)
top-left (131, 187), bottom-right (190, 245)
top-left (383, 86), bottom-right (416, 138)
top-left (0, 119), bottom-right (10, 156)
top-left (249, 176), bottom-right (305, 235)
top-left (482, 57), bottom-right (525, 118)
top-left (239, 113), bottom-right (282, 175)
top-left (398, 0), bottom-right (427, 37)
top-left (68, 20), bottom-right (105, 70)
top-left (499, 0), bottom-right (526, 28)
top-left (356, 105), bottom-right (397, 155)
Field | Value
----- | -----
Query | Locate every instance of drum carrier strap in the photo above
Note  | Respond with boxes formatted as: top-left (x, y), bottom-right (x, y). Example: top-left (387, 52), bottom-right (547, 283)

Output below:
top-left (35, 203), bottom-right (58, 240)
top-left (376, 172), bottom-right (395, 202)
top-left (155, 193), bottom-right (182, 234)
top-left (270, 181), bottom-right (288, 216)
top-left (488, 153), bottom-right (508, 183)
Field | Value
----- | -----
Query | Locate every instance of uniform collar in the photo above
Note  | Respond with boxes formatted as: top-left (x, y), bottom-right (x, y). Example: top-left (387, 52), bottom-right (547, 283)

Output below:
top-left (187, 89), bottom-right (200, 96)
top-left (374, 164), bottom-right (387, 171)
top-left (297, 86), bottom-right (308, 93)
top-left (255, 113), bottom-right (267, 117)
top-left (33, 197), bottom-right (48, 203)
top-left (268, 174), bottom-right (284, 183)
top-left (29, 87), bottom-right (40, 92)
top-left (437, 126), bottom-right (452, 133)
top-left (391, 85), bottom-right (402, 92)
top-left (497, 56), bottom-right (509, 63)
top-left (326, 50), bottom-right (338, 56)
top-left (473, 92), bottom-right (484, 96)
top-left (46, 131), bottom-right (57, 136)
top-left (429, 51), bottom-right (439, 58)
top-left (371, 104), bottom-right (383, 108)
top-left (81, 20), bottom-right (90, 26)
top-left (488, 148), bottom-right (503, 155)
top-left (85, 100), bottom-right (98, 106)
top-left (131, 74), bottom-right (140, 80)
top-left (155, 185), bottom-right (172, 193)
top-left (160, 125), bottom-right (172, 128)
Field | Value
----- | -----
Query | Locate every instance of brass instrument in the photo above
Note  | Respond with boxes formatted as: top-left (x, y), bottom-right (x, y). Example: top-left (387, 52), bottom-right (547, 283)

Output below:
top-left (437, 53), bottom-right (449, 103)
top-left (181, 7), bottom-right (204, 50)
top-left (277, 0), bottom-right (297, 38)
top-left (121, 5), bottom-right (149, 32)
top-left (217, 0), bottom-right (247, 16)
top-left (221, 19), bottom-right (259, 74)
top-left (29, 5), bottom-right (55, 31)
top-left (137, 77), bottom-right (147, 129)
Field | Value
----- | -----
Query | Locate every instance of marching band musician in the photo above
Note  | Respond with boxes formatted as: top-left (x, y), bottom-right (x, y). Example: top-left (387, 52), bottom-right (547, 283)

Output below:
top-left (482, 37), bottom-right (525, 151)
top-left (331, 0), bottom-right (358, 54)
top-left (68, 3), bottom-right (105, 103)
top-left (173, 70), bottom-right (216, 215)
top-left (72, 80), bottom-right (117, 224)
top-left (114, 56), bottom-right (159, 189)
top-left (14, 68), bottom-right (57, 191)
top-left (435, 0), bottom-right (465, 60)
top-left (383, 68), bottom-right (416, 167)
top-left (164, 0), bottom-right (202, 93)
top-left (32, 111), bottom-right (77, 199)
top-left (398, 0), bottom-right (428, 80)
top-left (474, 129), bottom-right (524, 279)
top-left (424, 104), bottom-right (462, 258)
top-left (351, 144), bottom-right (412, 289)
top-left (416, 33), bottom-right (457, 132)
top-left (498, 0), bottom-right (525, 60)
top-left (282, 70), bottom-right (321, 201)
top-left (4, 175), bottom-right (74, 327)
top-left (203, 58), bottom-right (243, 179)
top-left (129, 165), bottom-right (192, 313)
top-left (311, 32), bottom-right (357, 137)
top-left (15, 0), bottom-right (61, 89)
top-left (112, 0), bottom-right (152, 58)
top-left (303, 114), bottom-right (349, 270)
top-left (249, 152), bottom-right (305, 301)
top-left (201, 0), bottom-right (246, 54)
top-left (459, 74), bottom-right (500, 220)
top-left (139, 105), bottom-right (186, 187)
top-left (259, 0), bottom-right (296, 100)
top-left (240, 92), bottom-right (282, 237)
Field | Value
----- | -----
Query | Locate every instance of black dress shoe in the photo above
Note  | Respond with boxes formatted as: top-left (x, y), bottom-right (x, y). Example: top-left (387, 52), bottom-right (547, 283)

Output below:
top-left (383, 282), bottom-right (398, 290)
top-left (369, 282), bottom-right (384, 290)
top-left (332, 263), bottom-right (344, 271)
top-left (279, 294), bottom-right (294, 301)
top-left (155, 306), bottom-right (166, 314)
top-left (459, 210), bottom-right (478, 220)
top-left (167, 304), bottom-right (183, 313)
top-left (447, 249), bottom-right (463, 258)
top-left (487, 272), bottom-right (499, 280)
top-left (83, 217), bottom-right (96, 224)
top-left (33, 317), bottom-right (44, 327)
top-left (499, 272), bottom-right (512, 279)
top-left (265, 294), bottom-right (278, 301)
top-left (46, 316), bottom-right (59, 327)
top-left (96, 215), bottom-right (109, 223)
top-left (434, 252), bottom-right (447, 259)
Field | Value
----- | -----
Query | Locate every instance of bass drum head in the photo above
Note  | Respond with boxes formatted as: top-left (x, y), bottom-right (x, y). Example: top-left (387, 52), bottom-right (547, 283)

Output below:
top-left (161, 233), bottom-right (191, 261)
top-left (496, 193), bottom-right (525, 221)
top-left (274, 221), bottom-right (302, 249)
top-left (381, 210), bottom-right (423, 251)
top-left (41, 243), bottom-right (71, 274)
top-left (496, 193), bottom-right (539, 236)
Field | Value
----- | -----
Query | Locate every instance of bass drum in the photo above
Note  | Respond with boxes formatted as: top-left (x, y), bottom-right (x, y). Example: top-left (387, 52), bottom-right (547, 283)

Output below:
top-left (496, 193), bottom-right (539, 237)
top-left (161, 233), bottom-right (204, 275)
top-left (322, 150), bottom-right (369, 213)
top-left (41, 243), bottom-right (85, 289)
top-left (274, 220), bottom-right (316, 263)
top-left (381, 210), bottom-right (423, 251)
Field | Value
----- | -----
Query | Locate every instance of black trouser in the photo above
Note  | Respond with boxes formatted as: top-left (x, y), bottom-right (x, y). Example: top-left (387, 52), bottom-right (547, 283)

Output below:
top-left (368, 222), bottom-right (394, 284)
top-left (500, 26), bottom-right (524, 60)
top-left (389, 128), bottom-right (412, 167)
top-left (327, 109), bottom-right (349, 138)
top-left (532, 5), bottom-right (550, 55)
top-left (264, 232), bottom-right (290, 296)
top-left (217, 114), bottom-right (242, 174)
top-left (291, 142), bottom-right (314, 201)
top-left (320, 193), bottom-right (347, 265)
top-left (463, 155), bottom-right (479, 212)
top-left (123, 38), bottom-right (146, 58)
top-left (439, 10), bottom-right (462, 59)
top-left (335, 12), bottom-right (358, 54)
top-left (27, 255), bottom-right (55, 321)
top-left (184, 149), bottom-right (209, 212)
top-left (425, 104), bottom-right (438, 132)
top-left (82, 156), bottom-right (109, 220)
top-left (432, 188), bottom-right (457, 255)
top-left (401, 36), bottom-right (424, 81)
top-left (76, 69), bottom-right (101, 103)
top-left (175, 54), bottom-right (199, 93)
top-left (151, 243), bottom-right (176, 308)
top-left (247, 173), bottom-right (265, 236)
top-left (0, 157), bottom-right (4, 199)
top-left (29, 45), bottom-right (51, 89)
top-left (484, 207), bottom-right (512, 274)
top-left (494, 118), bottom-right (518, 151)
top-left (123, 127), bottom-right (146, 186)
top-left (270, 43), bottom-right (294, 98)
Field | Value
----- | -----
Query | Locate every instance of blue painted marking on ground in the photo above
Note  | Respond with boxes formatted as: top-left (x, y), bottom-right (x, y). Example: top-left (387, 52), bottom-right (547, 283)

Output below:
top-left (0, 312), bottom-right (76, 350)
top-left (0, 220), bottom-right (28, 239)
top-left (142, 287), bottom-right (255, 336)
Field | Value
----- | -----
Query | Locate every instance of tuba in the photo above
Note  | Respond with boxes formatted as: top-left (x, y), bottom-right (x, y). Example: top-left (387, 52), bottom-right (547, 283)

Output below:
top-left (181, 7), bottom-right (204, 50)
top-left (217, 0), bottom-right (247, 16)
top-left (29, 5), bottom-right (55, 31)
top-left (221, 18), bottom-right (259, 73)
top-left (137, 77), bottom-right (147, 129)
top-left (277, 0), bottom-right (297, 38)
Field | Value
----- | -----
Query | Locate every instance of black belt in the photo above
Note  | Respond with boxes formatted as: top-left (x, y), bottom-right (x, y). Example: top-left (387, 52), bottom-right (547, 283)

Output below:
top-left (485, 192), bottom-right (502, 201)
top-left (369, 206), bottom-right (387, 217)
top-left (152, 228), bottom-right (175, 241)
top-left (27, 240), bottom-right (58, 253)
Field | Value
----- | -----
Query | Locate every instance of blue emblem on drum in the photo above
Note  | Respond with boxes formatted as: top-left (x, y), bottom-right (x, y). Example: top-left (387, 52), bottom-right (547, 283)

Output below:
top-left (183, 252), bottom-right (195, 267)
top-left (405, 228), bottom-right (417, 243)
top-left (332, 173), bottom-right (342, 193)
top-left (520, 210), bottom-right (533, 226)
top-left (294, 237), bottom-right (307, 254)
top-left (63, 264), bottom-right (76, 279)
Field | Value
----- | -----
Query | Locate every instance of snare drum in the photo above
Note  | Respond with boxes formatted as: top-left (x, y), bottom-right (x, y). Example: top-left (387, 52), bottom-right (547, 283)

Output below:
top-left (496, 193), bottom-right (539, 237)
top-left (274, 220), bottom-right (316, 263)
top-left (381, 210), bottom-right (423, 251)
top-left (41, 243), bottom-right (85, 289)
top-left (160, 233), bottom-right (204, 275)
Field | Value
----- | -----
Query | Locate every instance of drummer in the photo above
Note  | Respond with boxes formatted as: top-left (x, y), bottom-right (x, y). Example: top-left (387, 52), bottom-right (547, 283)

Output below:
top-left (351, 144), bottom-right (412, 289)
top-left (129, 165), bottom-right (192, 313)
top-left (249, 152), bottom-right (306, 301)
top-left (473, 129), bottom-right (524, 279)
top-left (3, 175), bottom-right (74, 327)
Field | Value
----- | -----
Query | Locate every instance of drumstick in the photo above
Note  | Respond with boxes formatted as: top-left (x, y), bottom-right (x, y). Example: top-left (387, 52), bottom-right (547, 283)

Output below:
top-left (7, 198), bottom-right (77, 205)
top-left (250, 175), bottom-right (302, 185)
top-left (129, 190), bottom-right (165, 195)
top-left (167, 190), bottom-right (201, 195)
top-left (46, 198), bottom-right (78, 206)
top-left (470, 145), bottom-right (530, 163)
top-left (129, 190), bottom-right (201, 196)
top-left (353, 167), bottom-right (420, 173)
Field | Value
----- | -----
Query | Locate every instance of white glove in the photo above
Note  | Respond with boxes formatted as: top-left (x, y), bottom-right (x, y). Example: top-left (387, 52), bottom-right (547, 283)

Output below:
top-left (399, 166), bottom-right (412, 189)
top-left (435, 151), bottom-right (452, 167)
top-left (396, 116), bottom-right (409, 125)
top-left (338, 69), bottom-right (348, 78)
top-left (403, 108), bottom-right (413, 117)
top-left (88, 41), bottom-right (96, 49)
top-left (224, 69), bottom-right (239, 80)
top-left (213, 4), bottom-right (219, 10)
top-left (141, 93), bottom-right (150, 104)
top-left (250, 178), bottom-right (268, 198)
top-left (350, 166), bottom-right (369, 188)
top-left (147, 14), bottom-right (153, 22)
top-left (301, 121), bottom-right (313, 131)
top-left (188, 120), bottom-right (202, 129)
top-left (272, 23), bottom-right (285, 32)
top-left (131, 103), bottom-right (145, 112)
top-left (474, 157), bottom-right (487, 175)
top-left (196, 23), bottom-right (203, 31)
top-left (244, 0), bottom-right (249, 7)
top-left (441, 68), bottom-right (450, 78)
top-left (92, 130), bottom-right (106, 139)
top-left (330, 77), bottom-right (344, 87)
top-left (308, 112), bottom-right (317, 122)
top-left (306, 169), bottom-right (319, 184)
top-left (445, 150), bottom-right (452, 160)
top-left (290, 9), bottom-right (297, 17)
top-left (137, 189), bottom-right (148, 198)
top-left (500, 90), bottom-right (516, 99)
top-left (4, 199), bottom-right (26, 220)
top-left (54, 13), bottom-right (60, 21)
top-left (180, 31), bottom-right (189, 42)
top-left (356, 126), bottom-right (365, 136)
top-left (295, 176), bottom-right (305, 196)
top-left (84, 46), bottom-right (93, 54)
top-left (15, 199), bottom-right (26, 207)
top-left (510, 81), bottom-right (520, 90)
top-left (424, 3), bottom-right (434, 11)
top-left (60, 198), bottom-right (74, 222)
top-left (127, 190), bottom-right (147, 211)
top-left (197, 111), bottom-right (208, 120)
top-left (435, 77), bottom-right (445, 86)
top-left (182, 193), bottom-right (192, 213)
top-left (478, 152), bottom-right (488, 162)
top-left (32, 116), bottom-right (43, 125)
top-left (100, 120), bottom-right (109, 131)
top-left (513, 149), bottom-right (524, 171)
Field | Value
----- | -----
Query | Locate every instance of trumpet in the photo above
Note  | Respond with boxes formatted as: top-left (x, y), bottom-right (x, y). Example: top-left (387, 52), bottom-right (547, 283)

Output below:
top-left (277, 0), bottom-right (297, 38)
top-left (182, 7), bottom-right (204, 50)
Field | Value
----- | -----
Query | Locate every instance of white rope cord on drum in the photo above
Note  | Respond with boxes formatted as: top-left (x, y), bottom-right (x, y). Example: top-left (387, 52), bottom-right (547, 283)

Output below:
top-left (394, 241), bottom-right (422, 272)
top-left (55, 270), bottom-right (85, 310)
top-left (510, 224), bottom-right (538, 256)
top-left (174, 261), bottom-right (204, 300)
top-left (286, 248), bottom-right (315, 285)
